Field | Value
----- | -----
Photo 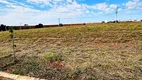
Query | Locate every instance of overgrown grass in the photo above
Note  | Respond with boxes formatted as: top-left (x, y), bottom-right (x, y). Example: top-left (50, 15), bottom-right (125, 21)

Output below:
top-left (0, 22), bottom-right (141, 42)
top-left (0, 46), bottom-right (12, 57)
top-left (0, 22), bottom-right (142, 80)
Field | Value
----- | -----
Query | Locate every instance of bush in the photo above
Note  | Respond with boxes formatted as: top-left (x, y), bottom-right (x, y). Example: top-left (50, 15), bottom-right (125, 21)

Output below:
top-left (102, 21), bottom-right (105, 23)
top-left (35, 23), bottom-right (43, 28)
top-left (0, 24), bottom-right (6, 31)
top-left (115, 20), bottom-right (119, 23)
top-left (6, 26), bottom-right (10, 30)
top-left (59, 23), bottom-right (63, 27)
top-left (44, 53), bottom-right (63, 62)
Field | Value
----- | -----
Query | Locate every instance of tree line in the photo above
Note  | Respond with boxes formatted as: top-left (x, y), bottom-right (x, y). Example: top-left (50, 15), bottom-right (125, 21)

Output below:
top-left (0, 24), bottom-right (9, 31)
top-left (0, 23), bottom-right (44, 31)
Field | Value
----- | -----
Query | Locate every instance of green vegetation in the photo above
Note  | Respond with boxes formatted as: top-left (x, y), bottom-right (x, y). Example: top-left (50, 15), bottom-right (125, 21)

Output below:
top-left (0, 22), bottom-right (142, 80)
top-left (9, 27), bottom-right (17, 62)
top-left (44, 52), bottom-right (63, 62)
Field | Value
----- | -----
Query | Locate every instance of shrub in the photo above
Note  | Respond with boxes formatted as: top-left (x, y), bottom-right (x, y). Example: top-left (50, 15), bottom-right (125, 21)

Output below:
top-left (0, 24), bottom-right (6, 31)
top-left (44, 53), bottom-right (63, 62)
top-left (6, 26), bottom-right (10, 30)
top-left (59, 23), bottom-right (63, 27)
top-left (9, 27), bottom-right (17, 62)
top-left (35, 23), bottom-right (43, 28)
top-left (83, 23), bottom-right (86, 25)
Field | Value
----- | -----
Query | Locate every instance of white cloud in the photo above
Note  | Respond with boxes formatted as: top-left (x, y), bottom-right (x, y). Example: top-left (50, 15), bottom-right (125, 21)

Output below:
top-left (26, 0), bottom-right (74, 7)
top-left (89, 3), bottom-right (118, 13)
top-left (0, 0), bottom-right (141, 25)
top-left (92, 3), bottom-right (108, 10)
top-left (0, 0), bottom-right (87, 25)
top-left (26, 0), bottom-right (117, 13)
top-left (27, 0), bottom-right (52, 6)
top-left (125, 0), bottom-right (142, 10)
top-left (110, 4), bottom-right (117, 9)
top-left (0, 0), bottom-right (9, 4)
top-left (0, 0), bottom-right (118, 25)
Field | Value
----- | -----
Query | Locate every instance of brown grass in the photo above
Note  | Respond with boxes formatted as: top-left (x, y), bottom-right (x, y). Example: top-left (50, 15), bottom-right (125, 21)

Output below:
top-left (0, 22), bottom-right (142, 80)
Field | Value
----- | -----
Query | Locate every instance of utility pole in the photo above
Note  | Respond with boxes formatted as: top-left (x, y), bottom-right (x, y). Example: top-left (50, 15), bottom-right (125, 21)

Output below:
top-left (20, 22), bottom-right (23, 30)
top-left (115, 7), bottom-right (118, 23)
top-left (58, 18), bottom-right (60, 24)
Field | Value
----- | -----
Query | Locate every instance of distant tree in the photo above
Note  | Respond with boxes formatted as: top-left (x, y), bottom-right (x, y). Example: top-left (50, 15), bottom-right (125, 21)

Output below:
top-left (115, 20), bottom-right (119, 23)
top-left (59, 23), bottom-right (63, 27)
top-left (102, 21), bottom-right (105, 23)
top-left (35, 23), bottom-right (43, 28)
top-left (83, 23), bottom-right (86, 25)
top-left (6, 26), bottom-right (10, 30)
top-left (0, 24), bottom-right (6, 31)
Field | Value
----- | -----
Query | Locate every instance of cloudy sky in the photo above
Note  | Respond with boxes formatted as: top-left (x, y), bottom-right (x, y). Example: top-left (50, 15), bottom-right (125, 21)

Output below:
top-left (0, 0), bottom-right (142, 26)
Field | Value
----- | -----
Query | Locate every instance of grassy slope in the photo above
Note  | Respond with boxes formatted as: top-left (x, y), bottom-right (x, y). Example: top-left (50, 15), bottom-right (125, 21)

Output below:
top-left (0, 22), bottom-right (142, 80)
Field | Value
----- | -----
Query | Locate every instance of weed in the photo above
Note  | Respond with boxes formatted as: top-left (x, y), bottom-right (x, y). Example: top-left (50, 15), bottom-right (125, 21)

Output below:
top-left (9, 27), bottom-right (17, 62)
top-left (44, 52), bottom-right (63, 62)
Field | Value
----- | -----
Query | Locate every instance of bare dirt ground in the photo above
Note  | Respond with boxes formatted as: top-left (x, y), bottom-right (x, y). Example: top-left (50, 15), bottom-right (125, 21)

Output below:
top-left (0, 76), bottom-right (13, 80)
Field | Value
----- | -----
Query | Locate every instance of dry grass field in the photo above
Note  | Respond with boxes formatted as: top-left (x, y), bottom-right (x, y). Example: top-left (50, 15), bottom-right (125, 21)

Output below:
top-left (0, 22), bottom-right (142, 80)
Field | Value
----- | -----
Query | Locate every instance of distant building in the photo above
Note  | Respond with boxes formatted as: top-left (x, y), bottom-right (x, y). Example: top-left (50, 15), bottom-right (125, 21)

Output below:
top-left (24, 24), bottom-right (28, 26)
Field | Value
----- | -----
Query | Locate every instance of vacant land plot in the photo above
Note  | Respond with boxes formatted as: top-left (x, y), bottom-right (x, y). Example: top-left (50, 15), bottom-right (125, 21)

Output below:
top-left (0, 22), bottom-right (142, 80)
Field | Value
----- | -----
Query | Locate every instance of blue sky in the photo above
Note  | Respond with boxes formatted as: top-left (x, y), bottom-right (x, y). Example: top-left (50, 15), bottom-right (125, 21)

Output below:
top-left (0, 0), bottom-right (142, 25)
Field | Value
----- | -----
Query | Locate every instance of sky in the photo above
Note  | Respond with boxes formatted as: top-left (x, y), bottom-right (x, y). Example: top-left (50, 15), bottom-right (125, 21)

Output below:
top-left (0, 0), bottom-right (142, 26)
